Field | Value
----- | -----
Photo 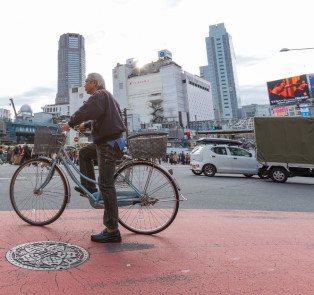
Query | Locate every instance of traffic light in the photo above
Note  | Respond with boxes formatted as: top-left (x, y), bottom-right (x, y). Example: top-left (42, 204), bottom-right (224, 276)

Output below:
top-left (212, 126), bottom-right (216, 130)
top-left (184, 131), bottom-right (191, 139)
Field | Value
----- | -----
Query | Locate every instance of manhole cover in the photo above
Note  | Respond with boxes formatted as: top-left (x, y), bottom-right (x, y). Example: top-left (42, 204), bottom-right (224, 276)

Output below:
top-left (6, 241), bottom-right (89, 271)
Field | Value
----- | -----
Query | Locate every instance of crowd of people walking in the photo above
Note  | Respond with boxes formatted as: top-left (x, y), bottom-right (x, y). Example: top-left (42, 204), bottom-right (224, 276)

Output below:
top-left (0, 142), bottom-right (32, 165)
top-left (0, 143), bottom-right (81, 166)
top-left (165, 151), bottom-right (190, 165)
top-left (1, 144), bottom-right (190, 167)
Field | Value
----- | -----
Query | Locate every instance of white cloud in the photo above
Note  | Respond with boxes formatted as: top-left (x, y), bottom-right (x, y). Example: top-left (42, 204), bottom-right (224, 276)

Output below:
top-left (1, 0), bottom-right (314, 114)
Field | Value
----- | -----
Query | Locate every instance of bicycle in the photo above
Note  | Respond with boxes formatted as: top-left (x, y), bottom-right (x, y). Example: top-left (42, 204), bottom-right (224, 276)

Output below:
top-left (10, 126), bottom-right (185, 234)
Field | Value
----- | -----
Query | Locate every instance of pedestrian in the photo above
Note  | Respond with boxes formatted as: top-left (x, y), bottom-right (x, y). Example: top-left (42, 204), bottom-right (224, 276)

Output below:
top-left (63, 72), bottom-right (126, 243)
top-left (173, 152), bottom-right (177, 165)
top-left (0, 147), bottom-right (3, 165)
top-left (186, 153), bottom-right (190, 165)
top-left (7, 147), bottom-right (12, 164)
top-left (169, 151), bottom-right (173, 165)
top-left (180, 151), bottom-right (185, 165)
top-left (74, 148), bottom-right (80, 165)
top-left (165, 153), bottom-right (169, 163)
top-left (13, 145), bottom-right (19, 165)
top-left (20, 142), bottom-right (31, 165)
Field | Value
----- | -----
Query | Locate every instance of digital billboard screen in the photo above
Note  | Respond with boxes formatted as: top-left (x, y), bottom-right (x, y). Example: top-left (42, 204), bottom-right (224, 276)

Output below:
top-left (267, 74), bottom-right (310, 106)
top-left (271, 106), bottom-right (287, 117)
top-left (307, 73), bottom-right (314, 98)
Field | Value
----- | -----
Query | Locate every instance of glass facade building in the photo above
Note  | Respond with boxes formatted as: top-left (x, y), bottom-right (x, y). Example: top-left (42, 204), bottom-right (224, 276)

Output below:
top-left (200, 23), bottom-right (242, 120)
top-left (56, 33), bottom-right (85, 104)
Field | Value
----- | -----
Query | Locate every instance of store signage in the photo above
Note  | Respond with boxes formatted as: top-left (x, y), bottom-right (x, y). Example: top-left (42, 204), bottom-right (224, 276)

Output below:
top-left (129, 79), bottom-right (150, 85)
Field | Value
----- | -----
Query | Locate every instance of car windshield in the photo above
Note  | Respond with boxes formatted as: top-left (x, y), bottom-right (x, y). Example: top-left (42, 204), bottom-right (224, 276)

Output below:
top-left (191, 146), bottom-right (203, 154)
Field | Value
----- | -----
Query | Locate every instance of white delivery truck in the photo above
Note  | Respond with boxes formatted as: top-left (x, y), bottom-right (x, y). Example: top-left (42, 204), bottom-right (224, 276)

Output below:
top-left (254, 116), bottom-right (314, 183)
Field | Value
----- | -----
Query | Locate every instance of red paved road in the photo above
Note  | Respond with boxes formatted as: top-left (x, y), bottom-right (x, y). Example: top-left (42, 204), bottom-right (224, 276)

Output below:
top-left (1, 209), bottom-right (314, 295)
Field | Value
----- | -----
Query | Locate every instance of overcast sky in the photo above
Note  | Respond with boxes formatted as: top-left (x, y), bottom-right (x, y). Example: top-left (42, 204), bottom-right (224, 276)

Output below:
top-left (1, 0), bottom-right (314, 116)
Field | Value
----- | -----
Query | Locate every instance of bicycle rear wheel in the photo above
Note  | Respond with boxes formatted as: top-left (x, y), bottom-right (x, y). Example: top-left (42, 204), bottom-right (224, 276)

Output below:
top-left (10, 158), bottom-right (69, 226)
top-left (115, 161), bottom-right (179, 234)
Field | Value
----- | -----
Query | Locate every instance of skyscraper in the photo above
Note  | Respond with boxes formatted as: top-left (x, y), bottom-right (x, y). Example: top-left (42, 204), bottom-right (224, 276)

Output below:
top-left (56, 33), bottom-right (85, 104)
top-left (200, 23), bottom-right (242, 120)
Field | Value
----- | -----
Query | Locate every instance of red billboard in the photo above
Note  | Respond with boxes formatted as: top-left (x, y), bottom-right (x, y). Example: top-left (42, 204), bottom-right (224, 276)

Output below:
top-left (271, 106), bottom-right (287, 117)
top-left (267, 74), bottom-right (310, 106)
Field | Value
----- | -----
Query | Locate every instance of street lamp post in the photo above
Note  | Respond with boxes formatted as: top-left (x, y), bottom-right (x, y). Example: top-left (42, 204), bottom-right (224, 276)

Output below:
top-left (280, 47), bottom-right (314, 52)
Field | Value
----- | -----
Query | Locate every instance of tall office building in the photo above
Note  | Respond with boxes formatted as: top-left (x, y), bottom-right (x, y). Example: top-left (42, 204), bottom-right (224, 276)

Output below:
top-left (56, 33), bottom-right (85, 104)
top-left (200, 23), bottom-right (242, 120)
top-left (113, 50), bottom-right (214, 130)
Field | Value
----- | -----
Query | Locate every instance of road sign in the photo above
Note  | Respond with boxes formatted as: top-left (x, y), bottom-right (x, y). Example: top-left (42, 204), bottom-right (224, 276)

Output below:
top-left (74, 137), bottom-right (79, 143)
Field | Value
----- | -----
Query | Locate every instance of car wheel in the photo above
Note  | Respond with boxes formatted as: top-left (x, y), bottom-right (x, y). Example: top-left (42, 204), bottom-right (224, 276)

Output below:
top-left (203, 164), bottom-right (216, 177)
top-left (244, 174), bottom-right (253, 177)
top-left (192, 170), bottom-right (202, 176)
top-left (269, 167), bottom-right (288, 183)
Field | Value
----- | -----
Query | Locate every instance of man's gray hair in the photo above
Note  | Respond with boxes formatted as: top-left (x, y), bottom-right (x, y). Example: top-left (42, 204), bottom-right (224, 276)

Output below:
top-left (86, 73), bottom-right (106, 89)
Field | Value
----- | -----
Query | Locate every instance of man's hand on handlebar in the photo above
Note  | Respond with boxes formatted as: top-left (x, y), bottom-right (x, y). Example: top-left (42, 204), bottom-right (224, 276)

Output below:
top-left (63, 122), bottom-right (85, 132)
top-left (76, 123), bottom-right (85, 131)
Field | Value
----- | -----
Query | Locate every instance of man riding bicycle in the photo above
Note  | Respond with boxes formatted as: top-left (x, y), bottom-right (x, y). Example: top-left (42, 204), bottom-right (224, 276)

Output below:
top-left (63, 72), bottom-right (126, 243)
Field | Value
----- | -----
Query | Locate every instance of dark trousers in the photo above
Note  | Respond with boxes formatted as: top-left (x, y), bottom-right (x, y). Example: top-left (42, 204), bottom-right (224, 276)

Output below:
top-left (79, 143), bottom-right (97, 191)
top-left (96, 142), bottom-right (123, 229)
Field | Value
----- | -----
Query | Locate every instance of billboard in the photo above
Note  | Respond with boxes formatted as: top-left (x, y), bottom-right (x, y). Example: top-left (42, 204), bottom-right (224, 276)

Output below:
top-left (267, 74), bottom-right (310, 106)
top-left (300, 106), bottom-right (310, 117)
top-left (307, 73), bottom-right (314, 98)
top-left (271, 106), bottom-right (287, 117)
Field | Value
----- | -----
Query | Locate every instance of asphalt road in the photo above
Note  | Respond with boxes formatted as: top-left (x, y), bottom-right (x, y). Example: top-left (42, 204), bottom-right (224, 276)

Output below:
top-left (1, 163), bottom-right (314, 212)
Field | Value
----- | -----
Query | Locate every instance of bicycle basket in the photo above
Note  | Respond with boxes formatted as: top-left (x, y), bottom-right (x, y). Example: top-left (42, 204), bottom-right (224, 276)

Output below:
top-left (128, 132), bottom-right (168, 159)
top-left (33, 126), bottom-right (66, 154)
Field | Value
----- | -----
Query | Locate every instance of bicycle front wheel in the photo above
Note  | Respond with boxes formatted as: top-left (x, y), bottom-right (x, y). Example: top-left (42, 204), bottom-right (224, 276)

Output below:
top-left (10, 158), bottom-right (69, 226)
top-left (115, 161), bottom-right (179, 234)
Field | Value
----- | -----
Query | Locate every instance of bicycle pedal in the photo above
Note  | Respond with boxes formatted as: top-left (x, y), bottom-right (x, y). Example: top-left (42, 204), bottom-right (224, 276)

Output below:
top-left (80, 193), bottom-right (89, 199)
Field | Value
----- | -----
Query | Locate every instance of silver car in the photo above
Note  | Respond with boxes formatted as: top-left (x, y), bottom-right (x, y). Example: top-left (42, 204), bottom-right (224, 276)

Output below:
top-left (190, 144), bottom-right (258, 177)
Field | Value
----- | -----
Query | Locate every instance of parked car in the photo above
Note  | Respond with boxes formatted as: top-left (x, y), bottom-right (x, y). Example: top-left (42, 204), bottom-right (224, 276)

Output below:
top-left (190, 141), bottom-right (258, 177)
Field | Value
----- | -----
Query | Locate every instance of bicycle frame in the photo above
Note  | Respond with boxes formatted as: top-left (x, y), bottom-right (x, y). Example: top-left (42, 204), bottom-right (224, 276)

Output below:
top-left (35, 143), bottom-right (147, 207)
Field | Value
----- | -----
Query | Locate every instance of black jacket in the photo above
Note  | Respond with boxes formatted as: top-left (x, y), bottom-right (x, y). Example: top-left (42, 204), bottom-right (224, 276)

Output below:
top-left (68, 89), bottom-right (126, 144)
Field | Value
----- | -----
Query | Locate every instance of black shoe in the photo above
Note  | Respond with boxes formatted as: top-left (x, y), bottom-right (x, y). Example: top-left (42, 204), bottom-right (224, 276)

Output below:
top-left (91, 229), bottom-right (122, 243)
top-left (74, 186), bottom-right (85, 195)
